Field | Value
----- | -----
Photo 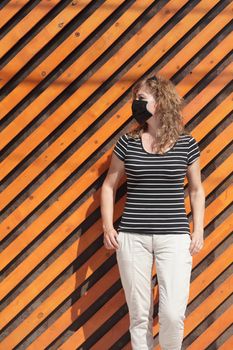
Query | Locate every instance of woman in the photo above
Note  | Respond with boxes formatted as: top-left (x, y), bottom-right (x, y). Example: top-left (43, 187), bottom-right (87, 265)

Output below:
top-left (100, 74), bottom-right (205, 350)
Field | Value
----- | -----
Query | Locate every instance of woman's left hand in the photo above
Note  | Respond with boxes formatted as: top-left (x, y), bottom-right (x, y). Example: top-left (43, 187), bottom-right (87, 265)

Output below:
top-left (189, 231), bottom-right (204, 255)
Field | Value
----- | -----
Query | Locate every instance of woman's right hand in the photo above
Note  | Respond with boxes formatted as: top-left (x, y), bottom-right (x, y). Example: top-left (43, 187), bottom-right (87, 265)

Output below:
top-left (103, 228), bottom-right (119, 250)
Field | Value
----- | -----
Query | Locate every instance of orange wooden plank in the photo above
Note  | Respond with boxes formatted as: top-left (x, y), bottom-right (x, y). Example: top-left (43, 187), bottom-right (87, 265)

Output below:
top-left (187, 305), bottom-right (233, 349)
top-left (0, 0), bottom-right (60, 59)
top-left (0, 0), bottom-right (29, 27)
top-left (0, 0), bottom-right (177, 142)
top-left (218, 335), bottom-right (233, 350)
top-left (122, 342), bottom-right (131, 350)
top-left (91, 313), bottom-right (131, 350)
top-left (162, 32), bottom-right (233, 104)
top-left (0, 261), bottom-right (121, 349)
top-left (0, 0), bottom-right (120, 109)
top-left (1, 0), bottom-right (91, 76)
top-left (184, 274), bottom-right (233, 339)
top-left (28, 291), bottom-right (130, 350)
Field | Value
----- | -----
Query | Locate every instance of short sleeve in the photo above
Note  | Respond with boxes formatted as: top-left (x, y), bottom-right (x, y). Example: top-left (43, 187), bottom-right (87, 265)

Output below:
top-left (113, 134), bottom-right (128, 161)
top-left (187, 136), bottom-right (200, 165)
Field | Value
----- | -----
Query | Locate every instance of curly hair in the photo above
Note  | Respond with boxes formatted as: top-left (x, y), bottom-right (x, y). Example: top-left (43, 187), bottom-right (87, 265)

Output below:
top-left (127, 74), bottom-right (190, 154)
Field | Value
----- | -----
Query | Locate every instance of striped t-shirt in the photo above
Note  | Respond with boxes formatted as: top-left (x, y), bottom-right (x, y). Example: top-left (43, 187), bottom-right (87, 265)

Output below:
top-left (113, 133), bottom-right (201, 235)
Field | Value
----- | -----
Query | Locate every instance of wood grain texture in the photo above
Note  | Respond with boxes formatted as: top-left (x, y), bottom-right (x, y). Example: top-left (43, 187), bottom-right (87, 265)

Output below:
top-left (0, 0), bottom-right (232, 349)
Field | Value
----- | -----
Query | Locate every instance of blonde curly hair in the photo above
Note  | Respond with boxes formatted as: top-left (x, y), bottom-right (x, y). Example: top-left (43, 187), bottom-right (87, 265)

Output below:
top-left (127, 74), bottom-right (190, 154)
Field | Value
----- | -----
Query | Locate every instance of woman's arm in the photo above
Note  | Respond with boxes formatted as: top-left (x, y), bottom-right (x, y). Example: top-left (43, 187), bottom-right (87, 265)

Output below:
top-left (186, 158), bottom-right (205, 255)
top-left (100, 153), bottom-right (125, 249)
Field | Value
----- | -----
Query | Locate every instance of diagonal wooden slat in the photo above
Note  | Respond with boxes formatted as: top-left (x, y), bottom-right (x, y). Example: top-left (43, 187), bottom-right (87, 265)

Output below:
top-left (0, 0), bottom-right (60, 59)
top-left (0, 0), bottom-right (29, 27)
top-left (0, 0), bottom-right (181, 146)
top-left (0, 0), bottom-right (90, 80)
top-left (187, 305), bottom-right (233, 350)
top-left (218, 335), bottom-right (233, 350)
top-left (0, 0), bottom-right (117, 109)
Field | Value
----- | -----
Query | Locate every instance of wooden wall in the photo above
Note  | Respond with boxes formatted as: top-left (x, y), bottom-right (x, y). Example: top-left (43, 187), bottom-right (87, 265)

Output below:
top-left (0, 0), bottom-right (232, 349)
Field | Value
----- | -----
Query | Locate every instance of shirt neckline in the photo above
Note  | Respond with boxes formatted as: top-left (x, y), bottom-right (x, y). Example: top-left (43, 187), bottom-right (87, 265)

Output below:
top-left (139, 134), bottom-right (180, 156)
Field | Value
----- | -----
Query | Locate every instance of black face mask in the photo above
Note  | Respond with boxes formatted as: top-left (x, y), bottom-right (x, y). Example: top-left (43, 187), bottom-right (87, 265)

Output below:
top-left (131, 99), bottom-right (153, 125)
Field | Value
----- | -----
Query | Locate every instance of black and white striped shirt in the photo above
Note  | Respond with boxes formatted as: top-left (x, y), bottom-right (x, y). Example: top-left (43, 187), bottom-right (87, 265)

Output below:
top-left (113, 133), bottom-right (201, 235)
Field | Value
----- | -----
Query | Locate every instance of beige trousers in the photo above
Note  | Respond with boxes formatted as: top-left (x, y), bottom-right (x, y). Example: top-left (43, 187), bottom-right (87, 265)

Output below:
top-left (116, 231), bottom-right (193, 350)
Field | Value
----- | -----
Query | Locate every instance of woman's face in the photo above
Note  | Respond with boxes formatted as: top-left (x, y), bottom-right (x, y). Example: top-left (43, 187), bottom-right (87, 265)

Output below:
top-left (136, 86), bottom-right (157, 121)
